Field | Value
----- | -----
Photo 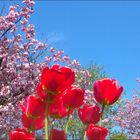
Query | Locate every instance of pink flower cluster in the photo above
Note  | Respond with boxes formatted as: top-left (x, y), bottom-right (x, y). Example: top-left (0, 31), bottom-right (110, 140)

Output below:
top-left (113, 94), bottom-right (140, 139)
top-left (0, 0), bottom-right (93, 138)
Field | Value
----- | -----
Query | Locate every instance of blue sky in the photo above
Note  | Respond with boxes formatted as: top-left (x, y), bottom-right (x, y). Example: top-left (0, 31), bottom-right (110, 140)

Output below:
top-left (34, 1), bottom-right (140, 98)
top-left (2, 1), bottom-right (140, 98)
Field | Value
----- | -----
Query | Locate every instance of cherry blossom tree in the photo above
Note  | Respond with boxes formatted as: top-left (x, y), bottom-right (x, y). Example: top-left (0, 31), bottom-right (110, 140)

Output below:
top-left (113, 81), bottom-right (140, 139)
top-left (0, 0), bottom-right (93, 138)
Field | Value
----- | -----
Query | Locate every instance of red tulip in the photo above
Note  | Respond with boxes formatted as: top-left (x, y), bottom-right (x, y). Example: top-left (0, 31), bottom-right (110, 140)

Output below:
top-left (41, 64), bottom-right (75, 95)
top-left (18, 95), bottom-right (46, 118)
top-left (78, 104), bottom-right (100, 124)
top-left (93, 78), bottom-right (123, 105)
top-left (49, 129), bottom-right (66, 140)
top-left (10, 128), bottom-right (35, 140)
top-left (86, 124), bottom-right (108, 140)
top-left (63, 85), bottom-right (84, 109)
top-left (49, 97), bottom-right (72, 119)
top-left (22, 114), bottom-right (45, 130)
top-left (37, 83), bottom-right (63, 103)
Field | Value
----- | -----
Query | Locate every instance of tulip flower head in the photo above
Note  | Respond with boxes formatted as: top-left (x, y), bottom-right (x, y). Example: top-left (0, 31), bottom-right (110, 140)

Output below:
top-left (40, 64), bottom-right (75, 96)
top-left (78, 104), bottom-right (100, 124)
top-left (93, 78), bottom-right (123, 105)
top-left (49, 129), bottom-right (66, 140)
top-left (22, 113), bottom-right (45, 130)
top-left (86, 124), bottom-right (108, 140)
top-left (18, 95), bottom-right (46, 118)
top-left (63, 85), bottom-right (84, 109)
top-left (18, 95), bottom-right (46, 130)
top-left (10, 128), bottom-right (35, 140)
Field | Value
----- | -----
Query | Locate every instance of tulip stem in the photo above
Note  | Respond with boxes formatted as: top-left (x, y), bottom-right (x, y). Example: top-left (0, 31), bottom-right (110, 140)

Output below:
top-left (101, 104), bottom-right (105, 119)
top-left (65, 121), bottom-right (69, 135)
top-left (83, 124), bottom-right (87, 140)
top-left (50, 119), bottom-right (55, 140)
top-left (51, 119), bottom-right (55, 130)
top-left (45, 117), bottom-right (49, 140)
top-left (83, 130), bottom-right (86, 140)
top-left (65, 108), bottom-right (71, 136)
top-left (45, 96), bottom-right (50, 140)
top-left (99, 104), bottom-right (105, 126)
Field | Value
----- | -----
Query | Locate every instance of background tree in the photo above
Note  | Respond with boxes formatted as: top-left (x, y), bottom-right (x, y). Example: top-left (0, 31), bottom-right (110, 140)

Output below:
top-left (0, 0), bottom-right (85, 138)
top-left (110, 131), bottom-right (128, 140)
top-left (113, 88), bottom-right (140, 139)
top-left (0, 1), bottom-right (102, 139)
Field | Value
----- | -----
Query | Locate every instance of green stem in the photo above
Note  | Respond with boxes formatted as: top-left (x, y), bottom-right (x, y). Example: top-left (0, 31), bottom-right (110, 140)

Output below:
top-left (83, 124), bottom-right (87, 140)
top-left (45, 117), bottom-right (49, 140)
top-left (65, 120), bottom-right (69, 135)
top-left (83, 129), bottom-right (86, 140)
top-left (51, 119), bottom-right (55, 130)
top-left (99, 104), bottom-right (105, 126)
top-left (65, 108), bottom-right (71, 136)
top-left (45, 96), bottom-right (50, 140)
top-left (101, 104), bottom-right (105, 119)
top-left (50, 119), bottom-right (55, 140)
